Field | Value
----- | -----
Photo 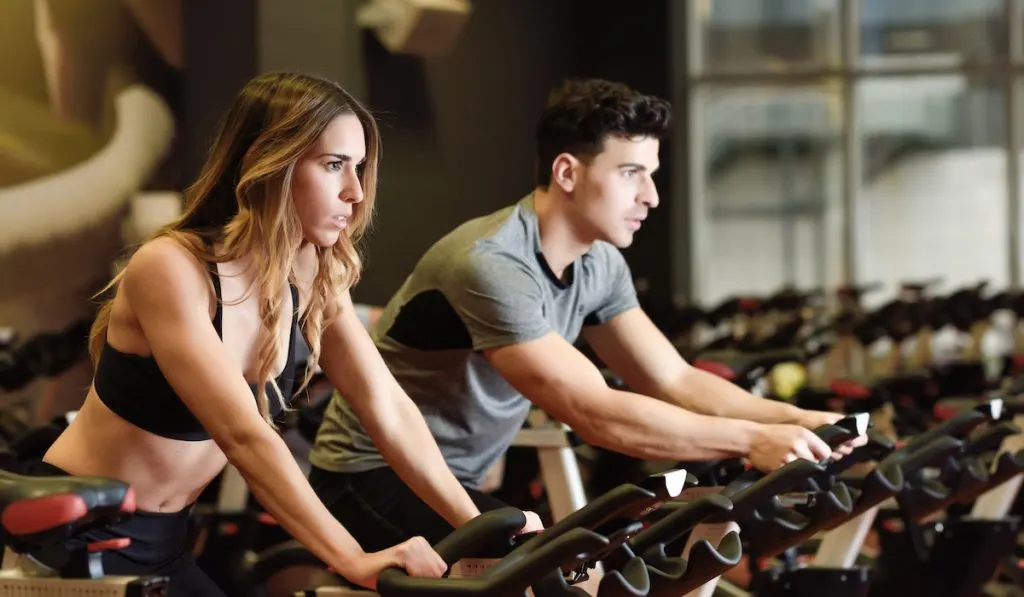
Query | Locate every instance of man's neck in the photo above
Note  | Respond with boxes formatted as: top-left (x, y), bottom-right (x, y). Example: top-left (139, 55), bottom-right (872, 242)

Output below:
top-left (531, 186), bottom-right (594, 280)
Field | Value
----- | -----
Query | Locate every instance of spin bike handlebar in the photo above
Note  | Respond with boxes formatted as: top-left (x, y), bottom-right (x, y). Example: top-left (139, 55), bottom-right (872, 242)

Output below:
top-left (996, 396), bottom-right (1024, 417)
top-left (964, 422), bottom-right (1022, 457)
top-left (376, 522), bottom-right (608, 597)
top-left (819, 429), bottom-right (895, 484)
top-left (726, 418), bottom-right (869, 557)
top-left (379, 475), bottom-right (696, 597)
top-left (628, 494), bottom-right (734, 555)
top-left (814, 413), bottom-right (871, 449)
top-left (902, 401), bottom-right (1001, 454)
top-left (714, 459), bottom-right (826, 522)
top-left (624, 459), bottom-right (829, 597)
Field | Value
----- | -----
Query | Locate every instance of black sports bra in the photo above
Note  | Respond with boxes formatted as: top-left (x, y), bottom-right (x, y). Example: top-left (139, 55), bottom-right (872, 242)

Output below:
top-left (94, 267), bottom-right (300, 441)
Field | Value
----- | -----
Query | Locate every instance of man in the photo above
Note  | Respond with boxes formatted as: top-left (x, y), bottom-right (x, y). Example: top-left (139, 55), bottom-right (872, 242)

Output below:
top-left (308, 78), bottom-right (853, 550)
top-left (352, 303), bottom-right (384, 330)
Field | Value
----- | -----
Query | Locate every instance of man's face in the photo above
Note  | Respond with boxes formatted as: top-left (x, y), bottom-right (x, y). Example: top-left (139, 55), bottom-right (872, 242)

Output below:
top-left (568, 135), bottom-right (660, 248)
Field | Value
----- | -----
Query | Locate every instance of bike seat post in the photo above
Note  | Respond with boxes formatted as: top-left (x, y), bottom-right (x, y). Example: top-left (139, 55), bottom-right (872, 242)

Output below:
top-left (812, 504), bottom-right (882, 569)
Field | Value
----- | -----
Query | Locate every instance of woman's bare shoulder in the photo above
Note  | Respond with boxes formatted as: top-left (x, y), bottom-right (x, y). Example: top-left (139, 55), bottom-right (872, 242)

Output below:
top-left (120, 237), bottom-right (212, 312)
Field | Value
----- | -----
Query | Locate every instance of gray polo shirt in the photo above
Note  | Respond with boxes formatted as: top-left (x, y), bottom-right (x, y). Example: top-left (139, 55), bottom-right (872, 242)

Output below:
top-left (308, 194), bottom-right (639, 488)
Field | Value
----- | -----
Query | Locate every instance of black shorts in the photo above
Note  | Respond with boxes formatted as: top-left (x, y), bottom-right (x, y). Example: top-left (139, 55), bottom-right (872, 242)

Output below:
top-left (6, 460), bottom-right (224, 597)
top-left (308, 465), bottom-right (511, 553)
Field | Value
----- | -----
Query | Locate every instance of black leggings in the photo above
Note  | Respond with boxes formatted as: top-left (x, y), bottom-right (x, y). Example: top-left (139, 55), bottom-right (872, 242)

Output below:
top-left (9, 460), bottom-right (224, 597)
top-left (309, 465), bottom-right (511, 554)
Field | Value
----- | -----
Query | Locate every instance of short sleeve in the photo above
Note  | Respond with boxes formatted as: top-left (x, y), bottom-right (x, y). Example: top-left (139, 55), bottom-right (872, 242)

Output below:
top-left (585, 244), bottom-right (640, 326)
top-left (352, 303), bottom-right (374, 329)
top-left (442, 251), bottom-right (554, 351)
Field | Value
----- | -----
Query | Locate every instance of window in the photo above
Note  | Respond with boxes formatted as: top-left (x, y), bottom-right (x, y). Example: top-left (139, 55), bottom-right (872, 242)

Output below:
top-left (685, 0), bottom-right (1021, 305)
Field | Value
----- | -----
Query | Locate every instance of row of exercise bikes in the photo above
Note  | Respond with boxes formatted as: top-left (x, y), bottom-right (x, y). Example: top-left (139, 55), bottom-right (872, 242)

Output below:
top-left (0, 278), bottom-right (1023, 596)
top-left (499, 278), bottom-right (1024, 596)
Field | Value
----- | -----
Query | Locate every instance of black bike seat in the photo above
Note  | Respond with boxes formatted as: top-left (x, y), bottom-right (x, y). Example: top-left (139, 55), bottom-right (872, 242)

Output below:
top-left (0, 470), bottom-right (134, 546)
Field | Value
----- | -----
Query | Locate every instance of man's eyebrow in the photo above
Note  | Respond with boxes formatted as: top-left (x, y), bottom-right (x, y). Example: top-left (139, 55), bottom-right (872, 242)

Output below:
top-left (618, 162), bottom-right (658, 171)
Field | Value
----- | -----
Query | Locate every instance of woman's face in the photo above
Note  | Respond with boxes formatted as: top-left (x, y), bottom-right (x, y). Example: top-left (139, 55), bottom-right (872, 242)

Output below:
top-left (291, 113), bottom-right (366, 247)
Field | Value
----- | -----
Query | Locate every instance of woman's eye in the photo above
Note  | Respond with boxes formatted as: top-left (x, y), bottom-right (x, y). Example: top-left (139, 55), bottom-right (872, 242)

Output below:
top-left (327, 161), bottom-right (343, 172)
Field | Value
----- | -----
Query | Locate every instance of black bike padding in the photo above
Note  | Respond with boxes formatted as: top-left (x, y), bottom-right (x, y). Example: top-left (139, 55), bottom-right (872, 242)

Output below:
top-left (432, 507), bottom-right (525, 563)
top-left (376, 527), bottom-right (607, 597)
top-left (644, 531), bottom-right (743, 597)
top-left (716, 459), bottom-right (824, 522)
top-left (628, 494), bottom-right (733, 554)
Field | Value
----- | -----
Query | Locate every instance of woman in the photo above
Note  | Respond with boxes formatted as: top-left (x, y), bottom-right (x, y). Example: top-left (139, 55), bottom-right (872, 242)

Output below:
top-left (29, 72), bottom-right (487, 595)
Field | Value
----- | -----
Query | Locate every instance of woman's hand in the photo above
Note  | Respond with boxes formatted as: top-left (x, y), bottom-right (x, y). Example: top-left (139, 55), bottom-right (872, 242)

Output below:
top-left (343, 537), bottom-right (448, 590)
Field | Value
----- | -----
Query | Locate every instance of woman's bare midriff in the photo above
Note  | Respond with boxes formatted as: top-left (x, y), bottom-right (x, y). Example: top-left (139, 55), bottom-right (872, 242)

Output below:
top-left (43, 388), bottom-right (229, 513)
top-left (39, 245), bottom-right (315, 513)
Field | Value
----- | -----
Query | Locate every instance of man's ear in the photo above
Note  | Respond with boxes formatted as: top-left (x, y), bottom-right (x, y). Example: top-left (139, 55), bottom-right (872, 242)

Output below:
top-left (551, 153), bottom-right (581, 194)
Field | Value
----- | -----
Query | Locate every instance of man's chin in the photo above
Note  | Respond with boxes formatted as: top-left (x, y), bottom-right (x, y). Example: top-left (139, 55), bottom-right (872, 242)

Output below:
top-left (590, 228), bottom-right (634, 248)
top-left (611, 232), bottom-right (635, 249)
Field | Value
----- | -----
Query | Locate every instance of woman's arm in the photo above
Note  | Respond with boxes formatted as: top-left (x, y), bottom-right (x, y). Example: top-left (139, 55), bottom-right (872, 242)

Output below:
top-left (120, 239), bottom-right (443, 587)
top-left (317, 290), bottom-right (482, 528)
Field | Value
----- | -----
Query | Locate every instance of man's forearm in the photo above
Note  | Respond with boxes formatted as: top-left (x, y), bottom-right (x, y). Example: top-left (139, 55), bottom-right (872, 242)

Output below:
top-left (575, 387), bottom-right (764, 462)
top-left (660, 366), bottom-right (805, 425)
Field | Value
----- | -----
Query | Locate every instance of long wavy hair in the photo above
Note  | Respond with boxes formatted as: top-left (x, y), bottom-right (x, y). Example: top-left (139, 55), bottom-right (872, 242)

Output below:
top-left (88, 72), bottom-right (381, 426)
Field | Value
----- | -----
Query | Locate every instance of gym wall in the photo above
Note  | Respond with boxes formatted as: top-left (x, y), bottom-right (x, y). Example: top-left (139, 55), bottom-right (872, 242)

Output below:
top-left (0, 0), bottom-right (182, 416)
top-left (182, 0), bottom-right (673, 308)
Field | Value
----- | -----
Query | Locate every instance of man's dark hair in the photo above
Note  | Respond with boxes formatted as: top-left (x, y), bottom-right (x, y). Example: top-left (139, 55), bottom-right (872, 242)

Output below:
top-left (534, 78), bottom-right (671, 187)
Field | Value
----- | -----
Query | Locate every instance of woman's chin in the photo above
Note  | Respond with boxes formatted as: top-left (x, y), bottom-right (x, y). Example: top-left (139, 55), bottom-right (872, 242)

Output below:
top-left (303, 230), bottom-right (342, 249)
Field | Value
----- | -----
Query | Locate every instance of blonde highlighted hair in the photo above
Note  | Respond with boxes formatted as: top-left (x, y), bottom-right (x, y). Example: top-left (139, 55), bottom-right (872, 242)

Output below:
top-left (89, 72), bottom-right (381, 426)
